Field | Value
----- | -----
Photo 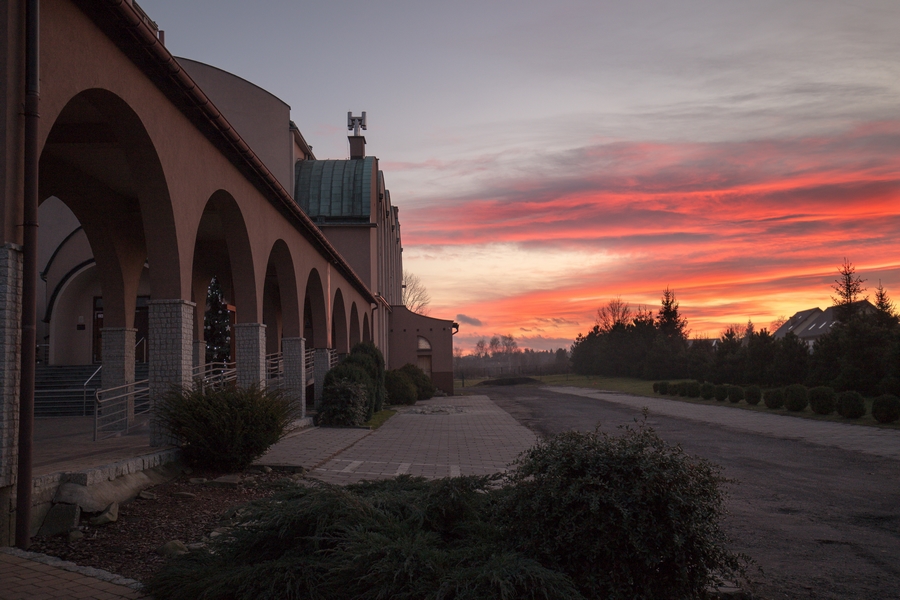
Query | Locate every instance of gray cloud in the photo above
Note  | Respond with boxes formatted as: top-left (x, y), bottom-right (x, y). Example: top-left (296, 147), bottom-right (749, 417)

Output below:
top-left (455, 314), bottom-right (483, 326)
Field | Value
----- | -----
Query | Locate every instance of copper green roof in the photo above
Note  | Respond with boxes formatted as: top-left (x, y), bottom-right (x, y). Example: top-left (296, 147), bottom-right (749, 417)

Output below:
top-left (294, 158), bottom-right (375, 219)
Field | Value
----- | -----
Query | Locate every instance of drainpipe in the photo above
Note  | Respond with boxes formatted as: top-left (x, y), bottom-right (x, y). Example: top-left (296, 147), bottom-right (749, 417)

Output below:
top-left (16, 0), bottom-right (39, 549)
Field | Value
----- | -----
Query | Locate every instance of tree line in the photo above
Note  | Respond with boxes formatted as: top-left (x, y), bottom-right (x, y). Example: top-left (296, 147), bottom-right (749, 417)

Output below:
top-left (571, 261), bottom-right (900, 396)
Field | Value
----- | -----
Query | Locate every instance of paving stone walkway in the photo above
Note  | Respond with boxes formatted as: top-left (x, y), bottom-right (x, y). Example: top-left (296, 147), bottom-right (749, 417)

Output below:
top-left (256, 395), bottom-right (538, 484)
top-left (550, 386), bottom-right (900, 459)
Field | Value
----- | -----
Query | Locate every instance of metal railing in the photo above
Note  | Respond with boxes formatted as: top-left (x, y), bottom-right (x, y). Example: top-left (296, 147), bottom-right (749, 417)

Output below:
top-left (266, 352), bottom-right (283, 389)
top-left (305, 348), bottom-right (315, 385)
top-left (83, 365), bottom-right (102, 414)
top-left (94, 378), bottom-right (150, 441)
top-left (192, 361), bottom-right (237, 392)
top-left (135, 336), bottom-right (148, 363)
top-left (328, 348), bottom-right (339, 370)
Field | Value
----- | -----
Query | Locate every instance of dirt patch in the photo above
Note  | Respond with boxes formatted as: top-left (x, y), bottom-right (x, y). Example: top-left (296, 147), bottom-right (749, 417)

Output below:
top-left (29, 467), bottom-right (298, 583)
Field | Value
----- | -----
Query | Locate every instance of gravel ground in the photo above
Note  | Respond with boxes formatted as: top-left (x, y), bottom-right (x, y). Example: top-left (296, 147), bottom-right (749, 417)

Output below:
top-left (29, 467), bottom-right (298, 583)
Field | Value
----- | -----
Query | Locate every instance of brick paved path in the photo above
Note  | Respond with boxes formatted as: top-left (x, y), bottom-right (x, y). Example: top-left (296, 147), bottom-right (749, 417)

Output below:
top-left (0, 548), bottom-right (147, 599)
top-left (257, 395), bottom-right (537, 484)
top-left (550, 386), bottom-right (900, 459)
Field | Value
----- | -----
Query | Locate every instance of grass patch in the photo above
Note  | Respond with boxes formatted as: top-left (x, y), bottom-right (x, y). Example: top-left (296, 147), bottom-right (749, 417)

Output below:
top-left (363, 408), bottom-right (396, 430)
top-left (540, 373), bottom-right (656, 397)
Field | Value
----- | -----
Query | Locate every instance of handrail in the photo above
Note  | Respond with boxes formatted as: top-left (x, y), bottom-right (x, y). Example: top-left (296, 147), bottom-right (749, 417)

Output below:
top-left (83, 365), bottom-right (103, 416)
top-left (94, 378), bottom-right (150, 441)
top-left (135, 337), bottom-right (147, 363)
top-left (192, 361), bottom-right (237, 392)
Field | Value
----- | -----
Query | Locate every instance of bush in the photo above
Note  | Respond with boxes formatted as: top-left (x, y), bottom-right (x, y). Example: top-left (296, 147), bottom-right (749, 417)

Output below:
top-left (399, 363), bottom-right (435, 400)
top-left (784, 384), bottom-right (808, 412)
top-left (763, 388), bottom-right (784, 409)
top-left (727, 386), bottom-right (744, 404)
top-left (155, 385), bottom-right (297, 471)
top-left (653, 382), bottom-right (660, 393)
top-left (320, 363), bottom-right (372, 426)
top-left (700, 382), bottom-right (715, 400)
top-left (744, 385), bottom-right (762, 406)
top-left (714, 384), bottom-right (728, 401)
top-left (872, 394), bottom-right (900, 423)
top-left (384, 369), bottom-right (417, 406)
top-left (340, 353), bottom-right (378, 418)
top-left (498, 421), bottom-right (747, 599)
top-left (837, 390), bottom-right (866, 419)
top-left (808, 386), bottom-right (836, 415)
top-left (687, 380), bottom-right (701, 398)
top-left (677, 381), bottom-right (689, 397)
top-left (349, 342), bottom-right (387, 412)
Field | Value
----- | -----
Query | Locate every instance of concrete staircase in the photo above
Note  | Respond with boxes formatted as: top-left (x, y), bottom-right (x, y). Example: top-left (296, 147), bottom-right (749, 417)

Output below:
top-left (35, 363), bottom-right (149, 417)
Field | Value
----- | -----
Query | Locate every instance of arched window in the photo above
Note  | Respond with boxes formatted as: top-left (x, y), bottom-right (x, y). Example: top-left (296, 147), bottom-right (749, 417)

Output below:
top-left (417, 336), bottom-right (431, 351)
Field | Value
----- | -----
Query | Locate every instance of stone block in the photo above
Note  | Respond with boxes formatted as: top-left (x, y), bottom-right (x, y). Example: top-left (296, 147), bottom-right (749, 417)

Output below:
top-left (37, 503), bottom-right (81, 537)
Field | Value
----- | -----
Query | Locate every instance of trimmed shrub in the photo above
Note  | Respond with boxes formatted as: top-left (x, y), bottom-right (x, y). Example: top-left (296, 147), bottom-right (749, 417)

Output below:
top-left (321, 363), bottom-right (372, 426)
top-left (349, 342), bottom-right (387, 412)
top-left (872, 394), bottom-right (900, 424)
top-left (340, 353), bottom-right (378, 418)
top-left (714, 384), bottom-right (728, 402)
top-left (700, 382), bottom-right (715, 400)
top-left (727, 386), bottom-right (744, 404)
top-left (668, 382), bottom-right (680, 395)
top-left (384, 369), bottom-right (417, 406)
top-left (687, 380), bottom-right (701, 398)
top-left (677, 381), bottom-right (689, 397)
top-left (837, 391), bottom-right (866, 419)
top-left (808, 386), bottom-right (836, 415)
top-left (399, 363), bottom-right (435, 400)
top-left (744, 385), bottom-right (762, 406)
top-left (763, 388), bottom-right (784, 409)
top-left (784, 384), bottom-right (808, 412)
top-left (155, 385), bottom-right (297, 471)
top-left (657, 381), bottom-right (669, 394)
top-left (653, 382), bottom-right (660, 393)
top-left (498, 422), bottom-right (747, 599)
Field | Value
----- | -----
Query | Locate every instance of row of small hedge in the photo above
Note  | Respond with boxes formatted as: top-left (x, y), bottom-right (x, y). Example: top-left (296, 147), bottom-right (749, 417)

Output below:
top-left (653, 380), bottom-right (900, 424)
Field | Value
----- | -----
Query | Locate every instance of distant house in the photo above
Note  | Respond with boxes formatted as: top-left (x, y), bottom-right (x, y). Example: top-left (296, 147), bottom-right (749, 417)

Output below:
top-left (773, 300), bottom-right (876, 347)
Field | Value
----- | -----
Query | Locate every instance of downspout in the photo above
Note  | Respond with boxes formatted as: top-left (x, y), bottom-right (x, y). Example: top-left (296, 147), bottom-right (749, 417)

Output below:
top-left (16, 0), bottom-right (39, 549)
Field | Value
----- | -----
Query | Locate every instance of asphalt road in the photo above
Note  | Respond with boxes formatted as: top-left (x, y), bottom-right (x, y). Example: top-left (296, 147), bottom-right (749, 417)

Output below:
top-left (479, 385), bottom-right (900, 600)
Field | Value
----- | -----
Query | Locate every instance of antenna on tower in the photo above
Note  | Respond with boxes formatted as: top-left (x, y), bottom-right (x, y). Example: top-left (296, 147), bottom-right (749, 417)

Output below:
top-left (347, 111), bottom-right (367, 136)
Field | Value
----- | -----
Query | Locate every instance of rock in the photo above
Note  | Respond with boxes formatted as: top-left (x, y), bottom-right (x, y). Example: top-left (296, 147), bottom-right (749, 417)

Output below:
top-left (89, 502), bottom-right (118, 526)
top-left (68, 528), bottom-right (84, 542)
top-left (137, 490), bottom-right (157, 500)
top-left (206, 474), bottom-right (241, 488)
top-left (186, 542), bottom-right (206, 551)
top-left (157, 540), bottom-right (189, 557)
top-left (262, 466), bottom-right (272, 473)
top-left (173, 491), bottom-right (197, 499)
top-left (38, 503), bottom-right (81, 537)
top-left (182, 466), bottom-right (193, 475)
top-left (189, 478), bottom-right (208, 484)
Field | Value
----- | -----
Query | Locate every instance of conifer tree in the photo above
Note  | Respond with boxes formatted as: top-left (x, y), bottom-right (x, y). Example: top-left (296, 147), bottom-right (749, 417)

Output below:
top-left (205, 277), bottom-right (231, 363)
top-left (831, 258), bottom-right (866, 323)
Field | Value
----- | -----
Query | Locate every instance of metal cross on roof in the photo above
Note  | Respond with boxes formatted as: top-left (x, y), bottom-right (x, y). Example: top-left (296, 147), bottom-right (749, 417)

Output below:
top-left (347, 111), bottom-right (367, 136)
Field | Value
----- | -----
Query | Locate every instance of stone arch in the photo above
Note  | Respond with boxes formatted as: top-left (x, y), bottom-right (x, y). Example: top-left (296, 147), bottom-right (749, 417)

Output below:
top-left (303, 268), bottom-right (328, 349)
top-left (263, 240), bottom-right (301, 354)
top-left (349, 303), bottom-right (361, 348)
top-left (332, 289), bottom-right (348, 353)
top-left (362, 313), bottom-right (372, 344)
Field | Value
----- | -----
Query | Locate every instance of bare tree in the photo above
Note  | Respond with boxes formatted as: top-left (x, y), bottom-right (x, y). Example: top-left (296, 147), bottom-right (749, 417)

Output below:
top-left (488, 335), bottom-right (501, 357)
top-left (596, 296), bottom-right (631, 332)
top-left (769, 315), bottom-right (788, 331)
top-left (474, 338), bottom-right (487, 358)
top-left (501, 334), bottom-right (519, 354)
top-left (402, 270), bottom-right (431, 315)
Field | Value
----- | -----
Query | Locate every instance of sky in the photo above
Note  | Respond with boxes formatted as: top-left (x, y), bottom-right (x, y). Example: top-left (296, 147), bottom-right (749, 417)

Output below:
top-left (141, 0), bottom-right (900, 353)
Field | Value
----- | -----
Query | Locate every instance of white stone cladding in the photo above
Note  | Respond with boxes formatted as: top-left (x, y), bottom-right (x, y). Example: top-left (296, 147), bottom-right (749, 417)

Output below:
top-left (281, 337), bottom-right (306, 417)
top-left (313, 348), bottom-right (332, 409)
top-left (148, 299), bottom-right (194, 446)
top-left (0, 244), bottom-right (22, 488)
top-left (235, 323), bottom-right (266, 389)
top-left (193, 340), bottom-right (205, 369)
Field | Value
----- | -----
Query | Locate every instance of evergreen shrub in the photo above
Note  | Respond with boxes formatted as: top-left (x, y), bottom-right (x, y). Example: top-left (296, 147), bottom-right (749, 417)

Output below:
top-left (872, 394), bottom-right (900, 424)
top-left (744, 385), bottom-right (762, 406)
top-left (399, 363), bottom-right (435, 400)
top-left (384, 369), bottom-right (417, 406)
top-left (784, 384), bottom-right (808, 412)
top-left (677, 381), bottom-right (689, 397)
top-left (348, 342), bottom-right (387, 412)
top-left (668, 382), bottom-right (680, 395)
top-left (653, 382), bottom-right (660, 393)
top-left (321, 363), bottom-right (372, 426)
top-left (700, 382), bottom-right (715, 400)
top-left (727, 386), bottom-right (744, 404)
top-left (687, 381), bottom-right (701, 398)
top-left (837, 391), bottom-right (866, 419)
top-left (657, 381), bottom-right (669, 394)
top-left (714, 385), bottom-right (728, 401)
top-left (155, 385), bottom-right (297, 471)
top-left (763, 388), bottom-right (784, 409)
top-left (808, 386), bottom-right (836, 415)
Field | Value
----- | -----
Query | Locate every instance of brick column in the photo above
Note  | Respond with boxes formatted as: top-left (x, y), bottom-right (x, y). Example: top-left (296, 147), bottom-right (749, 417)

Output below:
top-left (149, 299), bottom-right (194, 446)
top-left (0, 244), bottom-right (22, 545)
top-left (313, 348), bottom-right (332, 409)
top-left (282, 337), bottom-right (305, 417)
top-left (100, 327), bottom-right (137, 427)
top-left (193, 340), bottom-right (205, 370)
top-left (235, 323), bottom-right (266, 389)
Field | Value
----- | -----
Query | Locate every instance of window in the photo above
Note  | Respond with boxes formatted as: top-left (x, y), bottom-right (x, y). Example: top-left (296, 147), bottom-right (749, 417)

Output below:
top-left (417, 336), bottom-right (431, 351)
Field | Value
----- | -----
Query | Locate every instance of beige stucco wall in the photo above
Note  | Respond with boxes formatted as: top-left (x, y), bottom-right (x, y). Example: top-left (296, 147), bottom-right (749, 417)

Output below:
top-left (389, 305), bottom-right (454, 395)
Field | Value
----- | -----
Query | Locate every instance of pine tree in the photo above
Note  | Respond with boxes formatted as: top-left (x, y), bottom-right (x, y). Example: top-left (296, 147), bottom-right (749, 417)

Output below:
top-left (831, 258), bottom-right (866, 323)
top-left (656, 287), bottom-right (688, 340)
top-left (204, 277), bottom-right (231, 363)
top-left (874, 280), bottom-right (898, 329)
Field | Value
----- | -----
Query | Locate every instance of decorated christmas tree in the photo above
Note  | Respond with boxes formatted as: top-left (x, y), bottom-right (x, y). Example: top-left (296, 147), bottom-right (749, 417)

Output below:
top-left (205, 277), bottom-right (231, 363)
